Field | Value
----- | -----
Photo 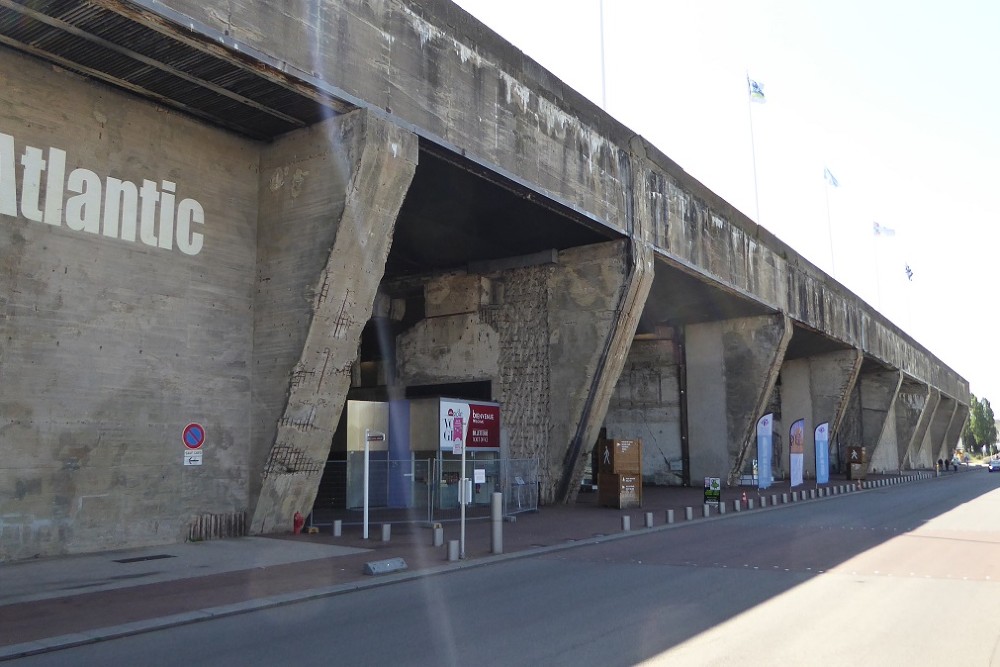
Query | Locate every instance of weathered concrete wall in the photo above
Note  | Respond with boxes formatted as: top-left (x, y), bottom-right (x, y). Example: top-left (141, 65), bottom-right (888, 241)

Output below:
top-left (860, 370), bottom-right (902, 470)
top-left (0, 50), bottom-right (259, 559)
top-left (870, 404), bottom-right (900, 472)
top-left (398, 267), bottom-right (544, 458)
top-left (397, 240), bottom-right (644, 502)
top-left (686, 314), bottom-right (793, 484)
top-left (605, 333), bottom-right (683, 485)
top-left (944, 404), bottom-right (969, 459)
top-left (251, 110), bottom-right (417, 534)
top-left (907, 389), bottom-right (940, 469)
top-left (894, 382), bottom-right (930, 470)
top-left (781, 359), bottom-right (814, 478)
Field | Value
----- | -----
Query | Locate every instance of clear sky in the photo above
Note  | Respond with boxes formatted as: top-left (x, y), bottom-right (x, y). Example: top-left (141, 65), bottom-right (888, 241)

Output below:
top-left (454, 0), bottom-right (1000, 405)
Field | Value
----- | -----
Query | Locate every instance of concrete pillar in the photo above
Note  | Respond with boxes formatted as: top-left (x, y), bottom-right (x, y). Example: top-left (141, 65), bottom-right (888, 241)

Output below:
top-left (859, 368), bottom-right (902, 472)
top-left (944, 403), bottom-right (970, 459)
top-left (249, 110), bottom-right (418, 534)
top-left (809, 349), bottom-right (863, 467)
top-left (927, 396), bottom-right (958, 464)
top-left (550, 239), bottom-right (654, 503)
top-left (904, 388), bottom-right (939, 469)
top-left (686, 314), bottom-right (793, 485)
top-left (894, 382), bottom-right (930, 469)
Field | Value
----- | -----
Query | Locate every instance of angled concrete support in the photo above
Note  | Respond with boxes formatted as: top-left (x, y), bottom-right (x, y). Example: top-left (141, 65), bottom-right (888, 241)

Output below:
top-left (552, 236), bottom-right (654, 503)
top-left (905, 388), bottom-right (940, 469)
top-left (944, 403), bottom-right (970, 458)
top-left (686, 313), bottom-right (793, 486)
top-left (781, 348), bottom-right (862, 478)
top-left (929, 396), bottom-right (958, 463)
top-left (894, 381), bottom-right (931, 469)
top-left (250, 110), bottom-right (418, 534)
top-left (811, 349), bottom-right (864, 443)
top-left (860, 369), bottom-right (903, 471)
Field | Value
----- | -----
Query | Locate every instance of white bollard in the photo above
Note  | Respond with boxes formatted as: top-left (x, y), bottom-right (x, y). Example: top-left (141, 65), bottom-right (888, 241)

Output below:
top-left (333, 519), bottom-right (342, 537)
top-left (782, 493), bottom-right (789, 504)
top-left (791, 491), bottom-right (799, 502)
top-left (622, 516), bottom-right (631, 532)
top-left (719, 502), bottom-right (726, 515)
top-left (433, 524), bottom-right (444, 547)
top-left (703, 504), bottom-right (711, 517)
top-left (748, 499), bottom-right (755, 510)
top-left (733, 499), bottom-right (741, 513)
top-left (685, 507), bottom-right (694, 521)
top-left (666, 509), bottom-right (675, 524)
top-left (382, 524), bottom-right (391, 542)
top-left (771, 494), bottom-right (778, 505)
top-left (448, 539), bottom-right (460, 561)
top-left (760, 496), bottom-right (767, 508)
top-left (645, 512), bottom-right (654, 528)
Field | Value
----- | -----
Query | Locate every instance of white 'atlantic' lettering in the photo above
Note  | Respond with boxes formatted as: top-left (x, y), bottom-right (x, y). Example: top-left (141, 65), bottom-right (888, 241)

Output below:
top-left (0, 132), bottom-right (205, 255)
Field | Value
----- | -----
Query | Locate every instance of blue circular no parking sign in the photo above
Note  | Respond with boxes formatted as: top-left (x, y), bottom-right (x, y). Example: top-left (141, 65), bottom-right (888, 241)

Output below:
top-left (182, 423), bottom-right (206, 449)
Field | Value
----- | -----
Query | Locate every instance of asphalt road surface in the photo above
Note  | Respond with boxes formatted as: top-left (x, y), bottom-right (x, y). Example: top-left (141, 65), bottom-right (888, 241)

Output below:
top-left (13, 471), bottom-right (1000, 666)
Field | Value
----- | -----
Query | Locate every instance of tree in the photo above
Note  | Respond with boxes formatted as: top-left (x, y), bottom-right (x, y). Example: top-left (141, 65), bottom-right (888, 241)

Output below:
top-left (962, 394), bottom-right (979, 450)
top-left (968, 395), bottom-right (998, 455)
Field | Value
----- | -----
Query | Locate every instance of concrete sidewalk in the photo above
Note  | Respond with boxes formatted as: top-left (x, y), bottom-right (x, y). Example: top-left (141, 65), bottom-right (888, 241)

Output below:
top-left (0, 472), bottom-right (941, 660)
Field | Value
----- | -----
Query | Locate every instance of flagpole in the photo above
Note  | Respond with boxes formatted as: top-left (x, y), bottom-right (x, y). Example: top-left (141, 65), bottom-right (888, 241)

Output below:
top-left (873, 225), bottom-right (883, 311)
top-left (824, 179), bottom-right (836, 277)
top-left (746, 72), bottom-right (761, 223)
top-left (599, 0), bottom-right (607, 109)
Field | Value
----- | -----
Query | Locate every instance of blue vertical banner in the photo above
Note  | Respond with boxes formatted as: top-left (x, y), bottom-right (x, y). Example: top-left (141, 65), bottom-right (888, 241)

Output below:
top-left (757, 413), bottom-right (773, 490)
top-left (790, 419), bottom-right (805, 487)
top-left (815, 422), bottom-right (830, 485)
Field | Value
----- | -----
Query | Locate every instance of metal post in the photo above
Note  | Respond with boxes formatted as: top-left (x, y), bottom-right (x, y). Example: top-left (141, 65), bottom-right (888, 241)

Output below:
top-left (491, 492), bottom-right (503, 554)
top-left (460, 437), bottom-right (466, 559)
top-left (363, 428), bottom-right (370, 540)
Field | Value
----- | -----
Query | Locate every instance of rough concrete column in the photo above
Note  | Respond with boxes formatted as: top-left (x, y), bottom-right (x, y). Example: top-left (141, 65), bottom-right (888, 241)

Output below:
top-left (810, 349), bottom-right (863, 443)
top-left (250, 110), bottom-right (417, 534)
top-left (905, 388), bottom-right (940, 469)
top-left (944, 403), bottom-right (970, 458)
top-left (860, 369), bottom-right (903, 470)
top-left (686, 314), bottom-right (793, 485)
top-left (550, 236), bottom-right (654, 503)
top-left (894, 381), bottom-right (930, 469)
top-left (930, 396), bottom-right (958, 463)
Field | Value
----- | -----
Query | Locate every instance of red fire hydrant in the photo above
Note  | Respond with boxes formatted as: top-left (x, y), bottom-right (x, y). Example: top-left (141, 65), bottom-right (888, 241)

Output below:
top-left (293, 511), bottom-right (305, 535)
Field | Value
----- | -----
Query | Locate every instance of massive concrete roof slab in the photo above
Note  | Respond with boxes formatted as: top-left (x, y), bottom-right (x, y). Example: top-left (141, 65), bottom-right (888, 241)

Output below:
top-left (0, 0), bottom-right (968, 403)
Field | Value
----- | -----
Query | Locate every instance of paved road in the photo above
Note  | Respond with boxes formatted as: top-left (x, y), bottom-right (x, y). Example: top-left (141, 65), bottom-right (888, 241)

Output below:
top-left (11, 472), bottom-right (1000, 666)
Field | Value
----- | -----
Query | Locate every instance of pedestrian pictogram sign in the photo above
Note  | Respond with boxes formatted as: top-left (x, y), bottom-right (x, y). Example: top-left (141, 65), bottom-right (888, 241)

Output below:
top-left (182, 423), bottom-right (206, 449)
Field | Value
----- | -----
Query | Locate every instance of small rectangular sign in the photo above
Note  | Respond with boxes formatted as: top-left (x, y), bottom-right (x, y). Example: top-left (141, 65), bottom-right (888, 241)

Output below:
top-left (184, 449), bottom-right (203, 466)
top-left (474, 468), bottom-right (486, 484)
top-left (704, 477), bottom-right (721, 507)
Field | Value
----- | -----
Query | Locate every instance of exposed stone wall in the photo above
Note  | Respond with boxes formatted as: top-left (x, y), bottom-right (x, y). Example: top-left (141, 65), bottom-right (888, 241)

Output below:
top-left (0, 51), bottom-right (258, 559)
top-left (396, 265), bottom-right (553, 483)
top-left (396, 241), bottom-right (636, 502)
top-left (485, 266), bottom-right (553, 467)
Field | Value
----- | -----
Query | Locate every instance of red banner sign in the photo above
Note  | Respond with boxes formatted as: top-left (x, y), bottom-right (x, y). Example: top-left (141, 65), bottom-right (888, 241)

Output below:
top-left (468, 403), bottom-right (500, 448)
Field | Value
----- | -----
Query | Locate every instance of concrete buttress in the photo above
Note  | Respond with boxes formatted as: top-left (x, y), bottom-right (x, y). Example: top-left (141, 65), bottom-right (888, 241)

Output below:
top-left (894, 382), bottom-right (931, 470)
top-left (250, 110), bottom-right (417, 534)
top-left (928, 396), bottom-right (958, 464)
top-left (906, 388), bottom-right (940, 469)
top-left (943, 403), bottom-right (969, 459)
top-left (858, 369), bottom-right (903, 470)
top-left (686, 313), bottom-right (793, 485)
